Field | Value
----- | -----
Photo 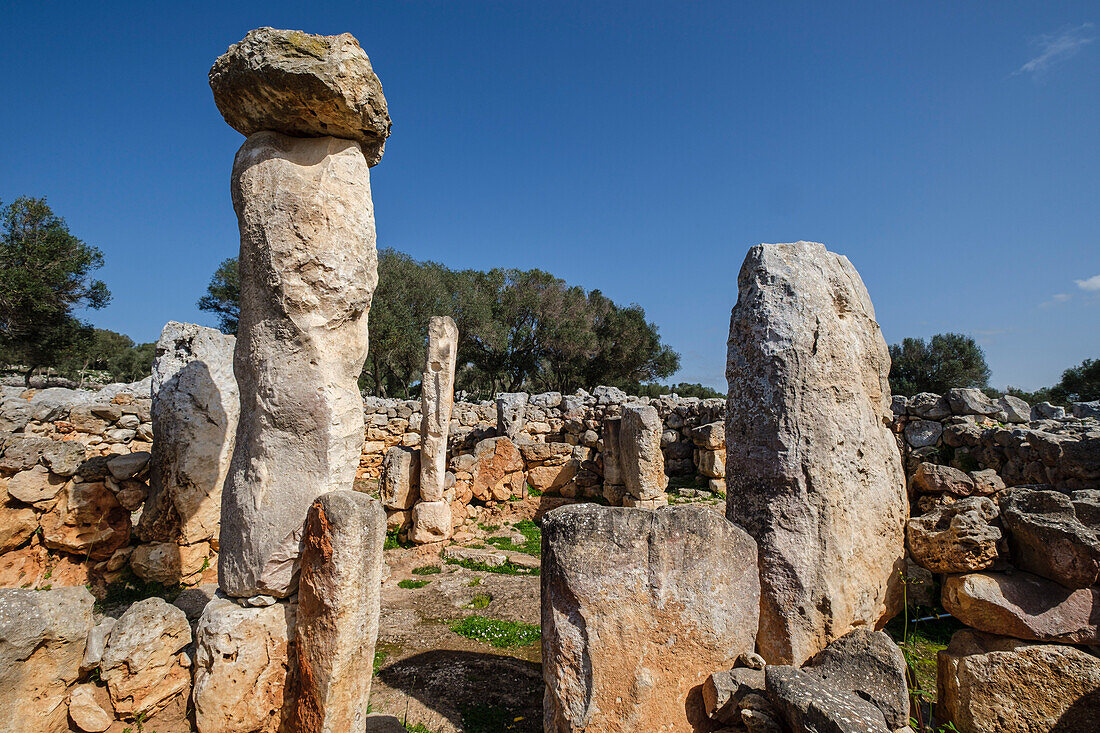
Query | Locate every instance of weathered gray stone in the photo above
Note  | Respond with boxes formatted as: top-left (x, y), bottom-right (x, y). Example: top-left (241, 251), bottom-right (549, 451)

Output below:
top-left (291, 491), bottom-right (384, 732)
top-left (0, 586), bottom-right (94, 733)
top-left (408, 500), bottom-right (451, 544)
top-left (1000, 487), bottom-right (1100, 588)
top-left (620, 403), bottom-right (666, 500)
top-left (946, 387), bottom-right (1000, 416)
top-left (942, 571), bottom-right (1100, 644)
top-left (904, 419), bottom-right (943, 448)
top-left (907, 392), bottom-right (951, 420)
top-left (725, 242), bottom-right (907, 665)
top-left (193, 597), bottom-right (296, 733)
top-left (601, 417), bottom-right (623, 488)
top-left (911, 462), bottom-right (975, 495)
top-left (998, 394), bottom-right (1031, 423)
top-left (1073, 400), bottom-right (1100, 419)
top-left (542, 504), bottom-right (759, 732)
top-left (419, 317), bottom-right (458, 503)
top-left (139, 321), bottom-right (238, 548)
top-left (380, 446), bottom-right (419, 510)
top-left (496, 392), bottom-right (528, 440)
top-left (937, 630), bottom-right (1100, 732)
top-left (220, 130), bottom-right (377, 598)
top-left (765, 665), bottom-right (889, 733)
top-left (800, 628), bottom-right (909, 729)
top-left (100, 597), bottom-right (192, 718)
top-left (703, 667), bottom-right (765, 725)
top-left (1032, 401), bottom-right (1066, 420)
top-left (209, 28), bottom-right (391, 166)
top-left (906, 496), bottom-right (1001, 574)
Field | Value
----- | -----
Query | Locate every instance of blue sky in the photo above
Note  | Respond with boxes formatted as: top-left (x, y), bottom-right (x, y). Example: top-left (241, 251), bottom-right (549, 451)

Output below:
top-left (2, 2), bottom-right (1097, 391)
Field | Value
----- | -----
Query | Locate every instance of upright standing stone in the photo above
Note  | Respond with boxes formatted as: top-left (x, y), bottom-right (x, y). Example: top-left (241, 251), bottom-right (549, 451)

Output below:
top-left (725, 242), bottom-right (907, 665)
top-left (138, 321), bottom-right (239, 547)
top-left (291, 491), bottom-right (385, 732)
top-left (601, 417), bottom-right (626, 503)
top-left (542, 504), bottom-right (759, 733)
top-left (212, 28), bottom-right (390, 599)
top-left (497, 392), bottom-right (528, 440)
top-left (418, 316), bottom-right (458, 503)
top-left (620, 403), bottom-right (667, 504)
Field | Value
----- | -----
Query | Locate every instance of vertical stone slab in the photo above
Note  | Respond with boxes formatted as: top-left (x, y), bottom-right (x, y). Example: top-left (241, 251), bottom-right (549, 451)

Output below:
top-left (219, 131), bottom-right (377, 598)
top-left (418, 316), bottom-right (458, 503)
top-left (620, 403), bottom-right (667, 501)
top-left (291, 491), bottom-right (385, 732)
top-left (138, 321), bottom-right (239, 547)
top-left (725, 241), bottom-right (907, 665)
top-left (497, 392), bottom-right (528, 440)
top-left (542, 504), bottom-right (759, 733)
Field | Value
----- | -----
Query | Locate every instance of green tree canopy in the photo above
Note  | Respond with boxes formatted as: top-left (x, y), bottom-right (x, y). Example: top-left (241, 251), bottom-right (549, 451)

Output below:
top-left (201, 249), bottom-right (681, 398)
top-left (196, 257), bottom-right (240, 334)
top-left (0, 197), bottom-right (110, 384)
top-left (1049, 358), bottom-right (1100, 403)
top-left (888, 333), bottom-right (991, 397)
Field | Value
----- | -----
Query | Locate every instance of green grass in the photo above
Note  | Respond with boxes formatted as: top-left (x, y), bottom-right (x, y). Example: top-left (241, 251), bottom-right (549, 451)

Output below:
top-left (449, 615), bottom-right (541, 648)
top-left (446, 558), bottom-right (539, 576)
top-left (484, 519), bottom-right (541, 557)
top-left (384, 528), bottom-right (412, 550)
top-left (466, 592), bottom-right (492, 609)
top-left (467, 578), bottom-right (482, 587)
top-left (398, 579), bottom-right (430, 589)
top-left (885, 608), bottom-right (964, 704)
top-left (526, 485), bottom-right (543, 497)
top-left (373, 650), bottom-right (387, 672)
top-left (477, 523), bottom-right (500, 533)
top-left (411, 565), bottom-right (441, 575)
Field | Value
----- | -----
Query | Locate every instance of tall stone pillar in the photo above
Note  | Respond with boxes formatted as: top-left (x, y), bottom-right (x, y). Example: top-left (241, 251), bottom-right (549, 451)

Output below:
top-left (620, 403), bottom-right (668, 507)
top-left (725, 241), bottom-right (907, 665)
top-left (209, 27), bottom-right (391, 599)
top-left (411, 317), bottom-right (459, 544)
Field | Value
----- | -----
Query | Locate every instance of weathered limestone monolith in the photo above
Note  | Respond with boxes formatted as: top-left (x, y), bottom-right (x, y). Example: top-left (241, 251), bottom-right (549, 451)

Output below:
top-left (620, 403), bottom-right (667, 506)
top-left (138, 322), bottom-right (238, 552)
top-left (212, 27), bottom-right (389, 599)
top-left (410, 317), bottom-right (459, 544)
top-left (542, 504), bottom-right (759, 732)
top-left (725, 241), bottom-right (907, 665)
top-left (497, 392), bottom-right (528, 440)
top-left (291, 491), bottom-right (386, 732)
top-left (418, 317), bottom-right (458, 501)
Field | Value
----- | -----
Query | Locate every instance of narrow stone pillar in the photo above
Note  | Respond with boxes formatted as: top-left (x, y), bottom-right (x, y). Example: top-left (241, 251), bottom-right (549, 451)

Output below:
top-left (138, 322), bottom-right (238, 558)
top-left (418, 316), bottom-right (458, 502)
top-left (291, 491), bottom-right (385, 732)
top-left (600, 417), bottom-right (627, 505)
top-left (209, 26), bottom-right (391, 599)
top-left (725, 241), bottom-right (907, 665)
top-left (620, 403), bottom-right (667, 506)
top-left (496, 392), bottom-right (528, 439)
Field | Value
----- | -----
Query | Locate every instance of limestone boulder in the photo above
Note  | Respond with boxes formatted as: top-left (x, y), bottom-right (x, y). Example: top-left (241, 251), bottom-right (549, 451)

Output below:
top-left (907, 392), bottom-right (951, 420)
top-left (542, 504), bottom-right (759, 732)
top-left (998, 394), bottom-right (1031, 423)
top-left (220, 131), bottom-right (377, 598)
top-left (209, 28), bottom-right (391, 166)
top-left (906, 496), bottom-right (1001, 573)
top-left (764, 665), bottom-right (889, 732)
top-left (911, 462), bottom-right (975, 495)
top-left (702, 667), bottom-right (765, 725)
top-left (937, 630), bottom-right (1100, 732)
top-left (100, 597), bottom-right (192, 718)
top-left (946, 387), bottom-right (1000, 416)
top-left (799, 628), bottom-right (909, 729)
top-left (380, 446), bottom-right (420, 510)
top-left (696, 448), bottom-right (726, 479)
top-left (291, 491), bottom-right (385, 732)
top-left (129, 541), bottom-right (210, 585)
top-left (193, 597), bottom-right (296, 733)
top-left (0, 433), bottom-right (53, 472)
top-left (419, 316), bottom-right (458, 502)
top-left (1000, 487), bottom-right (1100, 588)
top-left (942, 572), bottom-right (1100, 644)
top-left (6, 464), bottom-right (68, 505)
top-left (138, 322), bottom-right (238, 547)
top-left (620, 403), bottom-right (667, 500)
top-left (0, 586), bottom-right (95, 733)
top-left (0, 501), bottom-right (37, 551)
top-left (725, 242), bottom-right (907, 664)
top-left (904, 419), bottom-right (943, 448)
top-left (40, 480), bottom-right (130, 559)
top-left (67, 683), bottom-right (112, 732)
top-left (409, 500), bottom-right (451, 544)
top-left (470, 437), bottom-right (524, 502)
top-left (691, 421), bottom-right (725, 449)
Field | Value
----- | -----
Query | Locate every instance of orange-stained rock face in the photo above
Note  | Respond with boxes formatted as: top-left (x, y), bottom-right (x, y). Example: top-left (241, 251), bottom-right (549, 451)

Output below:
top-left (40, 480), bottom-right (130, 560)
top-left (470, 437), bottom-right (525, 502)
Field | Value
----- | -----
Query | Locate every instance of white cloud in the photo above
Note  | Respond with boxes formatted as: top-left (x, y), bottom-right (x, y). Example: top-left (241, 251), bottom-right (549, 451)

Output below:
top-left (1075, 274), bottom-right (1100, 291)
top-left (1053, 293), bottom-right (1073, 302)
top-left (1016, 23), bottom-right (1095, 76)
